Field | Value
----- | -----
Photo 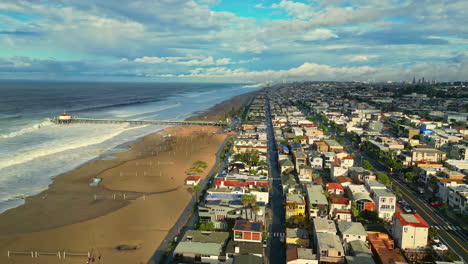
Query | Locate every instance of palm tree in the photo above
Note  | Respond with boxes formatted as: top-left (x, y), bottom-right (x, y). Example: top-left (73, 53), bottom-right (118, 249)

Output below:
top-left (240, 195), bottom-right (251, 220)
top-left (252, 204), bottom-right (260, 221)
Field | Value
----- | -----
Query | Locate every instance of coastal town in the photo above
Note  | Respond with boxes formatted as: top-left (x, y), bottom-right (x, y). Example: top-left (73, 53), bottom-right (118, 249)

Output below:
top-left (169, 82), bottom-right (467, 264)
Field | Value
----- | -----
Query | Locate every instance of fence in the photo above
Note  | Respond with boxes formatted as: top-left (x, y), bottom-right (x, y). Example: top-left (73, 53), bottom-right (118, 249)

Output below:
top-left (94, 193), bottom-right (146, 201)
top-left (8, 250), bottom-right (90, 259)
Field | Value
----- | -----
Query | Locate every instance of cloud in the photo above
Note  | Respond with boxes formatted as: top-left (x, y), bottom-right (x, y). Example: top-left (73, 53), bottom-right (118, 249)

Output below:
top-left (347, 55), bottom-right (379, 62)
top-left (302, 29), bottom-right (338, 41)
top-left (133, 55), bottom-right (236, 66)
top-left (271, 0), bottom-right (315, 20)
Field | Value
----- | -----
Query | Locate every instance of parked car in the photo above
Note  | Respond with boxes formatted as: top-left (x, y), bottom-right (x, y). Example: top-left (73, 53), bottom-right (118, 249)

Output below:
top-left (430, 201), bottom-right (443, 207)
top-left (431, 237), bottom-right (440, 244)
top-left (402, 205), bottom-right (414, 214)
top-left (433, 243), bottom-right (448, 251)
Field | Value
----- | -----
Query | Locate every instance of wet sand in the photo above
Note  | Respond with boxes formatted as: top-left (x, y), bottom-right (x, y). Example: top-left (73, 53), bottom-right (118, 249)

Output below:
top-left (0, 90), bottom-right (257, 264)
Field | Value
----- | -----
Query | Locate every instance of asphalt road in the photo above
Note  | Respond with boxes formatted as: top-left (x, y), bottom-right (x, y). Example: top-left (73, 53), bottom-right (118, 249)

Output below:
top-left (343, 136), bottom-right (468, 262)
top-left (265, 95), bottom-right (286, 264)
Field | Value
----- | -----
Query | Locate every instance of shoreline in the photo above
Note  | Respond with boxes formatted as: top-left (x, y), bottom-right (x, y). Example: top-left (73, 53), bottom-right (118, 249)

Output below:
top-left (0, 90), bottom-right (258, 264)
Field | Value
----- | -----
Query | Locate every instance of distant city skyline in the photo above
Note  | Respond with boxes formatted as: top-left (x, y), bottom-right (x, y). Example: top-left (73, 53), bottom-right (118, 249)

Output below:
top-left (0, 0), bottom-right (467, 82)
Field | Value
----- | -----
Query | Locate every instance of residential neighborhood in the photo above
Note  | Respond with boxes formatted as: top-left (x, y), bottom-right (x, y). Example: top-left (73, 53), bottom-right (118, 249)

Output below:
top-left (169, 82), bottom-right (467, 264)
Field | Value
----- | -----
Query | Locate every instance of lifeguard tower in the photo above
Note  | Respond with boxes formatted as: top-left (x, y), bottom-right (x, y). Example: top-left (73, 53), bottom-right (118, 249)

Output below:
top-left (57, 113), bottom-right (72, 124)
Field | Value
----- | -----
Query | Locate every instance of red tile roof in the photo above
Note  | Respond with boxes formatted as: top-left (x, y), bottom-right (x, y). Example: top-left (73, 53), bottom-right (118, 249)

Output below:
top-left (327, 183), bottom-right (344, 191)
top-left (394, 213), bottom-right (429, 228)
top-left (185, 176), bottom-right (200, 182)
top-left (343, 157), bottom-right (354, 160)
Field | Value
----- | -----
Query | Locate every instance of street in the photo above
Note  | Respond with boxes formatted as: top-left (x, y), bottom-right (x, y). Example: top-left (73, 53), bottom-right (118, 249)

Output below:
top-left (265, 93), bottom-right (286, 264)
top-left (343, 134), bottom-right (468, 262)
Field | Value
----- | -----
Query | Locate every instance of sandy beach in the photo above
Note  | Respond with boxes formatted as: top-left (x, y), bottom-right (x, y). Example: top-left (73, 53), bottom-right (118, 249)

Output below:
top-left (0, 91), bottom-right (257, 264)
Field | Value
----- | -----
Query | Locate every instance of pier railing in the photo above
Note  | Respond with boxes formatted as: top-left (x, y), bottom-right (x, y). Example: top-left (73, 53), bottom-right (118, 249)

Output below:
top-left (51, 117), bottom-right (228, 126)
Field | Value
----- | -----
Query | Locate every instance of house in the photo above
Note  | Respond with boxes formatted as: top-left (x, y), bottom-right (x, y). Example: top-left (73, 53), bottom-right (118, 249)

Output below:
top-left (308, 152), bottom-right (323, 170)
top-left (173, 230), bottom-right (230, 264)
top-left (372, 189), bottom-right (396, 220)
top-left (447, 185), bottom-right (468, 215)
top-left (286, 193), bottom-right (307, 222)
top-left (314, 141), bottom-right (328, 152)
top-left (349, 167), bottom-right (375, 184)
top-left (294, 151), bottom-right (308, 170)
top-left (324, 140), bottom-right (344, 152)
top-left (411, 146), bottom-right (447, 165)
top-left (326, 183), bottom-right (345, 195)
top-left (316, 233), bottom-right (345, 263)
top-left (365, 180), bottom-right (386, 192)
top-left (287, 248), bottom-right (318, 264)
top-left (392, 213), bottom-right (429, 250)
top-left (198, 200), bottom-right (265, 229)
top-left (328, 196), bottom-right (352, 221)
top-left (336, 176), bottom-right (354, 187)
top-left (346, 240), bottom-right (376, 264)
top-left (367, 231), bottom-right (407, 264)
top-left (286, 228), bottom-right (310, 247)
top-left (280, 159), bottom-right (295, 174)
top-left (185, 175), bottom-right (201, 185)
top-left (298, 166), bottom-right (313, 182)
top-left (436, 178), bottom-right (466, 203)
top-left (347, 185), bottom-right (375, 211)
top-left (225, 240), bottom-right (264, 259)
top-left (313, 218), bottom-right (337, 234)
top-left (336, 221), bottom-right (367, 243)
top-left (322, 152), bottom-right (336, 168)
top-left (306, 185), bottom-right (329, 218)
top-left (233, 220), bottom-right (263, 243)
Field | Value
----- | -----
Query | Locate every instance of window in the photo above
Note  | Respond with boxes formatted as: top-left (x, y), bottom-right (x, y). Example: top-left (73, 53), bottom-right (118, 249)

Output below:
top-left (404, 227), bottom-right (408, 232)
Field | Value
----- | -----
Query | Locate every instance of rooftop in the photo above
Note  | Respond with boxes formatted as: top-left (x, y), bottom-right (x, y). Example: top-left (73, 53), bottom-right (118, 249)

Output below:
top-left (337, 221), bottom-right (367, 236)
top-left (287, 248), bottom-right (317, 261)
top-left (316, 233), bottom-right (344, 252)
top-left (182, 230), bottom-right (230, 244)
top-left (373, 188), bottom-right (396, 198)
top-left (306, 185), bottom-right (328, 205)
top-left (174, 242), bottom-right (222, 256)
top-left (286, 228), bottom-right (309, 239)
top-left (233, 220), bottom-right (263, 232)
top-left (394, 213), bottom-right (429, 228)
top-left (313, 218), bottom-right (337, 233)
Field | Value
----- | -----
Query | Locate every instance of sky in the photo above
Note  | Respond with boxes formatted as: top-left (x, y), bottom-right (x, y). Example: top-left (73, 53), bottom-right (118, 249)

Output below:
top-left (0, 0), bottom-right (467, 83)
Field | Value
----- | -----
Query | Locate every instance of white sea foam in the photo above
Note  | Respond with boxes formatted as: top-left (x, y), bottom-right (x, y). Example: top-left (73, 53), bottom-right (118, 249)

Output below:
top-left (110, 102), bottom-right (181, 118)
top-left (0, 119), bottom-right (53, 139)
top-left (0, 124), bottom-right (145, 170)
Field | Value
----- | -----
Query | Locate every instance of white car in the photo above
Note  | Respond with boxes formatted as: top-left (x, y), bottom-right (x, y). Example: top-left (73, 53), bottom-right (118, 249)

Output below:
top-left (432, 237), bottom-right (440, 244)
top-left (433, 243), bottom-right (448, 251)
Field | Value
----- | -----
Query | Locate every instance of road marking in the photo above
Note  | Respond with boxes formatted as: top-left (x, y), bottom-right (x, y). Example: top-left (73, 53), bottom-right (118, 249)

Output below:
top-left (396, 180), bottom-right (468, 253)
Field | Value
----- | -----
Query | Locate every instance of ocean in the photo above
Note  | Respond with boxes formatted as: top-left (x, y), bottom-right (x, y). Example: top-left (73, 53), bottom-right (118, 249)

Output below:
top-left (0, 81), bottom-right (261, 213)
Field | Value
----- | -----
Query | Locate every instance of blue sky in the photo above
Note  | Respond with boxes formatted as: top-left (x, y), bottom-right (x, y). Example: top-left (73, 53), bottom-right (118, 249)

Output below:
top-left (0, 0), bottom-right (467, 82)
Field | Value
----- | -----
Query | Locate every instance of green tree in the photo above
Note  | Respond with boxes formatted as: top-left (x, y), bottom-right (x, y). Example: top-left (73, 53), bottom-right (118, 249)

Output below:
top-left (293, 136), bottom-right (303, 143)
top-left (319, 124), bottom-right (329, 133)
top-left (280, 140), bottom-right (289, 145)
top-left (387, 159), bottom-right (403, 171)
top-left (241, 194), bottom-right (256, 220)
top-left (335, 138), bottom-right (345, 144)
top-left (350, 152), bottom-right (356, 158)
top-left (252, 204), bottom-right (260, 221)
top-left (362, 160), bottom-right (374, 170)
top-left (376, 172), bottom-right (391, 186)
top-left (404, 172), bottom-right (415, 182)
top-left (393, 186), bottom-right (402, 197)
top-left (428, 226), bottom-right (438, 238)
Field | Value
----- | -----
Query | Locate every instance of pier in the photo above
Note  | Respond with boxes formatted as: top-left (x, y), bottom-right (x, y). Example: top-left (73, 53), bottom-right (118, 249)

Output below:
top-left (51, 116), bottom-right (228, 127)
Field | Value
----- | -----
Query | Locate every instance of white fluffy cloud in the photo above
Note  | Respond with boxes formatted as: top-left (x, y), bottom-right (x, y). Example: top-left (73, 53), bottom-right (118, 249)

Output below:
top-left (347, 55), bottom-right (379, 62)
top-left (133, 55), bottom-right (236, 66)
top-left (302, 29), bottom-right (338, 41)
top-left (271, 0), bottom-right (316, 20)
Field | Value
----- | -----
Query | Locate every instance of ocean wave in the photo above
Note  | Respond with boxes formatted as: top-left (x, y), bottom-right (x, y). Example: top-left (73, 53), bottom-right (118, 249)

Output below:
top-left (0, 119), bottom-right (53, 139)
top-left (0, 113), bottom-right (22, 120)
top-left (241, 83), bottom-right (265, 88)
top-left (0, 186), bottom-right (48, 203)
top-left (111, 102), bottom-right (181, 118)
top-left (68, 98), bottom-right (162, 113)
top-left (0, 125), bottom-right (143, 170)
